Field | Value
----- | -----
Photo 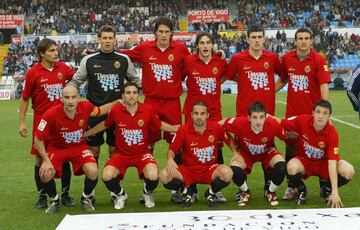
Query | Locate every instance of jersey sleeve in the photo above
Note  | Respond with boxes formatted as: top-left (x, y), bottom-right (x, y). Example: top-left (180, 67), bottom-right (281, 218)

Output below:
top-left (149, 108), bottom-right (162, 131)
top-left (281, 115), bottom-right (300, 132)
top-left (315, 55), bottom-right (331, 84)
top-left (82, 101), bottom-right (98, 117)
top-left (169, 125), bottom-right (185, 154)
top-left (65, 64), bottom-right (76, 82)
top-left (223, 56), bottom-right (238, 80)
top-left (327, 127), bottom-right (340, 161)
top-left (34, 111), bottom-right (53, 140)
top-left (67, 55), bottom-right (89, 88)
top-left (274, 54), bottom-right (283, 81)
top-left (121, 44), bottom-right (143, 63)
top-left (124, 55), bottom-right (141, 88)
top-left (346, 65), bottom-right (360, 111)
top-left (279, 56), bottom-right (288, 82)
top-left (104, 105), bottom-right (117, 127)
top-left (21, 68), bottom-right (35, 99)
top-left (269, 118), bottom-right (286, 141)
top-left (223, 117), bottom-right (240, 134)
top-left (182, 56), bottom-right (190, 81)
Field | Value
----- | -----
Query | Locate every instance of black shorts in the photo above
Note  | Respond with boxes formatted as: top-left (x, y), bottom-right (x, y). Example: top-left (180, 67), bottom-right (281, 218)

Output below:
top-left (86, 115), bottom-right (115, 147)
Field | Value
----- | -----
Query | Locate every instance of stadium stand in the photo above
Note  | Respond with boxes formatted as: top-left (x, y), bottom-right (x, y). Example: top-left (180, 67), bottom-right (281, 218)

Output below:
top-left (1, 0), bottom-right (359, 90)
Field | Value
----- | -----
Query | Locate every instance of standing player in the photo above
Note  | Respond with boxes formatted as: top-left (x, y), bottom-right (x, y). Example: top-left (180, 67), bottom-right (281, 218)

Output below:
top-left (68, 25), bottom-right (139, 163)
top-left (182, 32), bottom-right (228, 202)
top-left (224, 25), bottom-right (282, 195)
top-left (220, 102), bottom-right (286, 206)
top-left (18, 38), bottom-right (75, 209)
top-left (347, 64), bottom-right (360, 119)
top-left (85, 83), bottom-right (178, 209)
top-left (159, 102), bottom-right (233, 207)
top-left (282, 100), bottom-right (354, 207)
top-left (276, 28), bottom-right (331, 200)
top-left (183, 32), bottom-right (227, 124)
top-left (35, 85), bottom-right (117, 213)
top-left (121, 17), bottom-right (189, 146)
top-left (224, 25), bottom-right (282, 117)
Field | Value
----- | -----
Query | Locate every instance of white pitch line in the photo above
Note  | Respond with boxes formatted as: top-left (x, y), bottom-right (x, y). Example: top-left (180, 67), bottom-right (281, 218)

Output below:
top-left (16, 109), bottom-right (33, 116)
top-left (276, 100), bottom-right (360, 130)
top-left (330, 117), bottom-right (360, 129)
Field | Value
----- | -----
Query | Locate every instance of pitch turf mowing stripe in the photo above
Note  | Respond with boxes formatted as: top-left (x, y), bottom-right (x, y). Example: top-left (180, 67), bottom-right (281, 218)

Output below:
top-left (276, 100), bottom-right (360, 130)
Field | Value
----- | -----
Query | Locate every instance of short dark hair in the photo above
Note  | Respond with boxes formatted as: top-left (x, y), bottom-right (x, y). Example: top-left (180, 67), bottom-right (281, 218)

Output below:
top-left (154, 16), bottom-right (173, 33)
top-left (195, 32), bottom-right (214, 46)
top-left (248, 101), bottom-right (266, 116)
top-left (37, 38), bottom-right (57, 61)
top-left (313, 99), bottom-right (332, 114)
top-left (121, 82), bottom-right (139, 95)
top-left (98, 25), bottom-right (116, 38)
top-left (192, 101), bottom-right (208, 111)
top-left (294, 27), bottom-right (313, 40)
top-left (247, 25), bottom-right (265, 38)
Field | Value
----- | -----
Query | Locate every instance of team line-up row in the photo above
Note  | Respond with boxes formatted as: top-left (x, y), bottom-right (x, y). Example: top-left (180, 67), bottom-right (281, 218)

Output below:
top-left (18, 17), bottom-right (354, 214)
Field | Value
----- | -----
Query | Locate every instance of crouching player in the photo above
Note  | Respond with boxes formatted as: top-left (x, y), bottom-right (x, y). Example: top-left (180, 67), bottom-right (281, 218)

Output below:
top-left (85, 82), bottom-right (178, 209)
top-left (35, 85), bottom-right (117, 213)
top-left (282, 100), bottom-right (354, 207)
top-left (220, 102), bottom-right (286, 206)
top-left (159, 102), bottom-right (234, 207)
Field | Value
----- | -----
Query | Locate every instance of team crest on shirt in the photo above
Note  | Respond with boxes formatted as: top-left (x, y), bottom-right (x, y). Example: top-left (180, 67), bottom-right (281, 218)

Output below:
top-left (318, 141), bottom-right (325, 148)
top-left (137, 119), bottom-right (144, 127)
top-left (304, 65), bottom-right (311, 73)
top-left (58, 72), bottom-right (63, 80)
top-left (324, 65), bottom-right (329, 72)
top-left (263, 62), bottom-right (269, 69)
top-left (208, 135), bottom-right (214, 143)
top-left (261, 137), bottom-right (268, 143)
top-left (212, 67), bottom-right (218, 74)
top-left (334, 148), bottom-right (339, 155)
top-left (168, 54), bottom-right (174, 62)
top-left (114, 61), bottom-right (121, 69)
top-left (79, 119), bottom-right (84, 127)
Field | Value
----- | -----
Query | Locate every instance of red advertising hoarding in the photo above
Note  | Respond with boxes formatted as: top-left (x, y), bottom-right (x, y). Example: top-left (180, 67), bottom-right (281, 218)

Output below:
top-left (188, 9), bottom-right (228, 23)
top-left (0, 14), bottom-right (24, 29)
top-left (116, 32), bottom-right (196, 43)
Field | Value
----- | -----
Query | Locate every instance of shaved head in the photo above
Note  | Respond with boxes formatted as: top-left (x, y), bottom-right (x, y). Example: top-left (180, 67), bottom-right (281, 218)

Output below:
top-left (62, 85), bottom-right (79, 97)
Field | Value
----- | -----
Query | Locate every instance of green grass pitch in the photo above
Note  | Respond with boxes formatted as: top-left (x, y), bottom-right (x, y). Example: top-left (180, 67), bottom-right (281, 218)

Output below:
top-left (0, 90), bottom-right (359, 229)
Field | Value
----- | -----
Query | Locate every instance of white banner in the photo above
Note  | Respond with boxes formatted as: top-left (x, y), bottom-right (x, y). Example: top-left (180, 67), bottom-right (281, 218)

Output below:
top-left (0, 89), bottom-right (11, 100)
top-left (57, 208), bottom-right (360, 230)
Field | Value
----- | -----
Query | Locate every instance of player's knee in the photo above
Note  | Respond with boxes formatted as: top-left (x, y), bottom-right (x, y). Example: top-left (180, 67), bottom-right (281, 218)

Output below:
top-left (286, 160), bottom-right (300, 175)
top-left (42, 171), bottom-right (55, 183)
top-left (102, 167), bottom-right (115, 181)
top-left (218, 166), bottom-right (233, 182)
top-left (86, 168), bottom-right (98, 181)
top-left (340, 161), bottom-right (355, 180)
top-left (274, 161), bottom-right (286, 174)
top-left (159, 169), bottom-right (169, 184)
top-left (145, 169), bottom-right (158, 181)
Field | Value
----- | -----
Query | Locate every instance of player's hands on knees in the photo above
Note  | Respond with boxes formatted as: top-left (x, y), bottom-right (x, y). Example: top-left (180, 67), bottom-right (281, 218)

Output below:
top-left (40, 159), bottom-right (55, 181)
top-left (328, 193), bottom-right (343, 208)
top-left (231, 154), bottom-right (246, 169)
top-left (18, 122), bottom-right (28, 137)
top-left (167, 158), bottom-right (178, 175)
